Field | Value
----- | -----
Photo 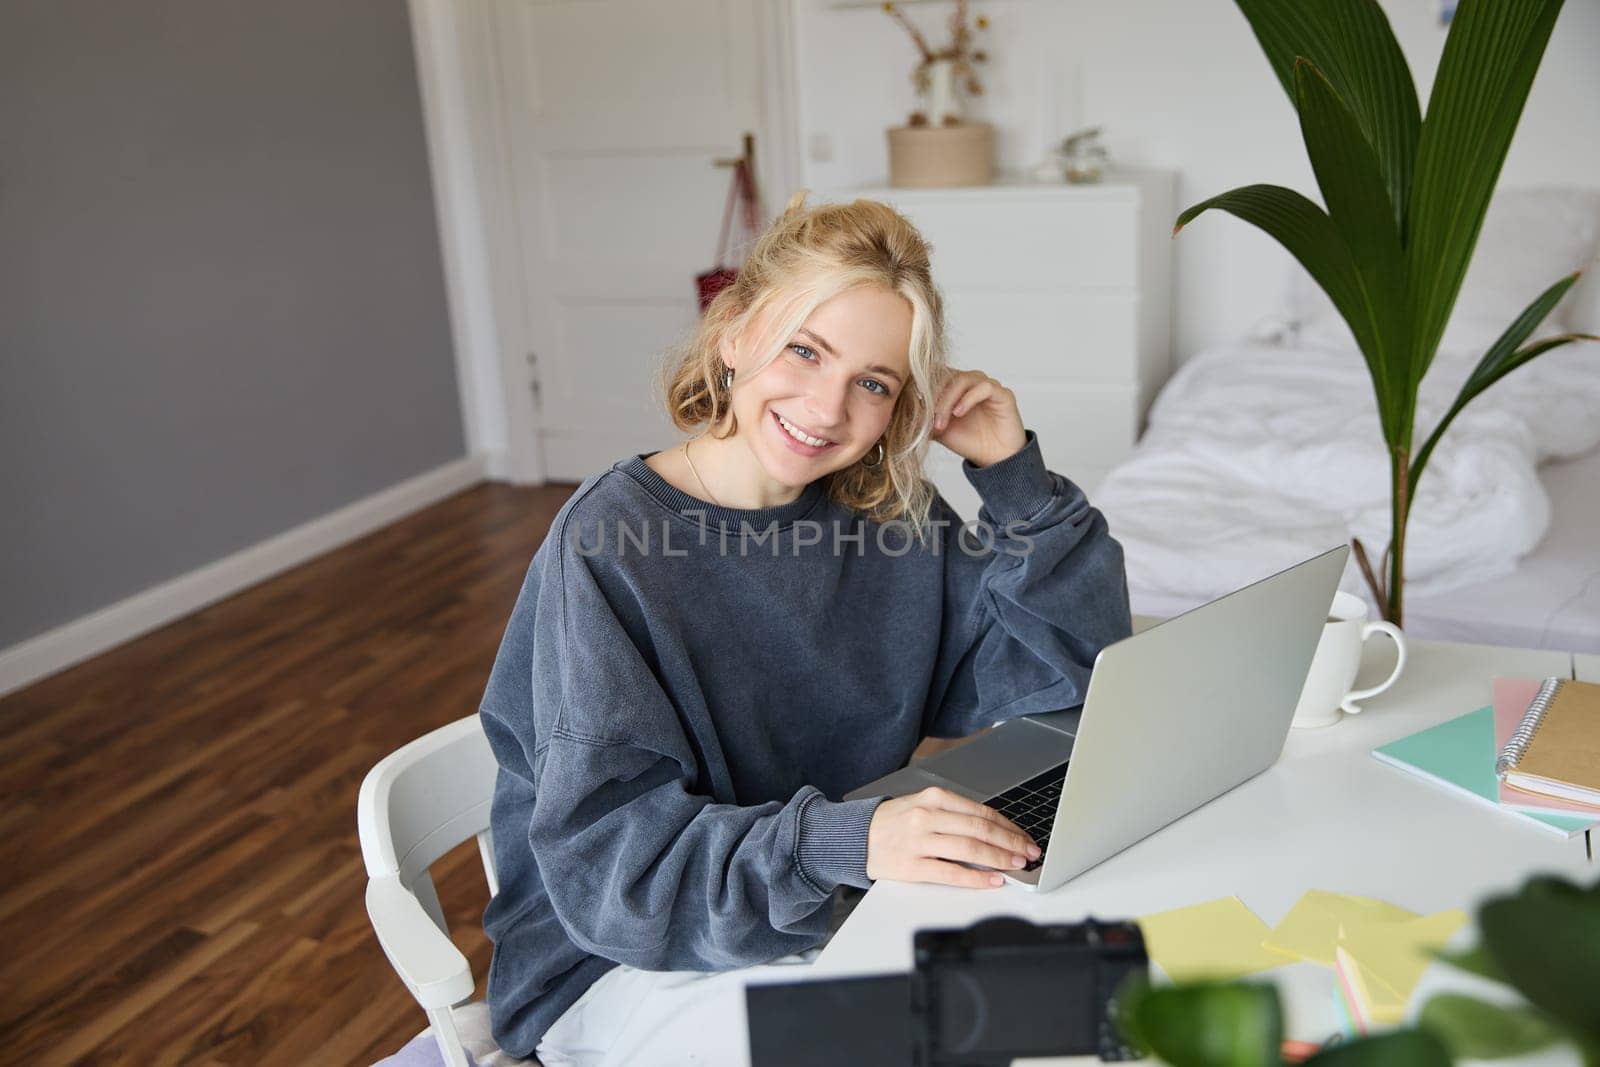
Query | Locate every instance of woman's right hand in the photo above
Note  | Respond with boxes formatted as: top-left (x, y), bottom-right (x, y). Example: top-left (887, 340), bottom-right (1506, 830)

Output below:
top-left (865, 787), bottom-right (1042, 888)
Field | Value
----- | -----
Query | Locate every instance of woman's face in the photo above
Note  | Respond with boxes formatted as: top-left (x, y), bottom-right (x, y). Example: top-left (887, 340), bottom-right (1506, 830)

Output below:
top-left (721, 284), bottom-right (914, 490)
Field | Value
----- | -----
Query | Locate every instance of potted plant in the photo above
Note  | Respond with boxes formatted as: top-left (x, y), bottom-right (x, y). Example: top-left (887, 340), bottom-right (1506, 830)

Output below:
top-left (882, 0), bottom-right (995, 187)
top-left (1117, 874), bottom-right (1600, 1066)
top-left (1173, 0), bottom-right (1597, 626)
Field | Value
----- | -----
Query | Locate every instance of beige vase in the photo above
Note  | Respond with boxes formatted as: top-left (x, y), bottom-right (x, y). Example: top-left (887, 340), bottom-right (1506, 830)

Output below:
top-left (886, 122), bottom-right (995, 188)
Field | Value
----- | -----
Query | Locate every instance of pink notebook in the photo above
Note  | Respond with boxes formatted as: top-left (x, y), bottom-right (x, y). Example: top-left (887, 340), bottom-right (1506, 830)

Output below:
top-left (1495, 677), bottom-right (1600, 816)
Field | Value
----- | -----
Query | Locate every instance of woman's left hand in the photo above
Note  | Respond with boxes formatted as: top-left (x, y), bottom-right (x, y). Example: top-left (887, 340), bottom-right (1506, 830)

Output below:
top-left (930, 369), bottom-right (1028, 468)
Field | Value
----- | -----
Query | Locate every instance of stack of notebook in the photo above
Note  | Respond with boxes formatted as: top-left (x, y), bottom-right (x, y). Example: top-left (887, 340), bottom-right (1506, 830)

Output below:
top-left (1372, 677), bottom-right (1600, 836)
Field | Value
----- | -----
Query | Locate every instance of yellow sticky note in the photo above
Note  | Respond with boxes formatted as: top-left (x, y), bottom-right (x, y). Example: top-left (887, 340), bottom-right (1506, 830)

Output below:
top-left (1338, 909), bottom-right (1468, 1004)
top-left (1263, 890), bottom-right (1419, 966)
top-left (1137, 896), bottom-right (1293, 982)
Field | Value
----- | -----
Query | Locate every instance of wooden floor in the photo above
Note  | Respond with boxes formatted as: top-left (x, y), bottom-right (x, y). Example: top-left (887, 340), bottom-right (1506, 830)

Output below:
top-left (0, 482), bottom-right (577, 1065)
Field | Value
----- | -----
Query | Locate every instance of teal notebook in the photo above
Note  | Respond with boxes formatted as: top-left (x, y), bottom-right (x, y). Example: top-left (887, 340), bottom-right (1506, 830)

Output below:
top-left (1372, 707), bottom-right (1596, 838)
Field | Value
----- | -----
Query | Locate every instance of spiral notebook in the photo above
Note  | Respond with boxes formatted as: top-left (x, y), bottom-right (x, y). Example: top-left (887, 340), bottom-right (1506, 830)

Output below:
top-left (1494, 678), bottom-right (1600, 816)
top-left (1372, 707), bottom-right (1596, 837)
top-left (1496, 678), bottom-right (1600, 807)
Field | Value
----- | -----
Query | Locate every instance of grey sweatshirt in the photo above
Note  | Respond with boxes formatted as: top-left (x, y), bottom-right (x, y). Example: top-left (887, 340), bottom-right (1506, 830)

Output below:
top-left (478, 429), bottom-right (1131, 1057)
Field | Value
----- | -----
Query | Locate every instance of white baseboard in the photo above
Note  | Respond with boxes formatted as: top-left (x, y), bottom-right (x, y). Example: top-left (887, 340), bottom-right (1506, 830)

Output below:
top-left (482, 447), bottom-right (511, 481)
top-left (0, 454), bottom-right (489, 699)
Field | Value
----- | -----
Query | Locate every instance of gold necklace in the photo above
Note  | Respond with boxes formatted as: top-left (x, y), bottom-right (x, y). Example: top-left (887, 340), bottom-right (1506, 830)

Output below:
top-left (682, 438), bottom-right (722, 507)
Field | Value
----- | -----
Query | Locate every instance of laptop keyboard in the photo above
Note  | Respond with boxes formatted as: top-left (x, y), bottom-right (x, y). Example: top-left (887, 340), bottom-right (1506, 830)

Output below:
top-left (984, 763), bottom-right (1067, 872)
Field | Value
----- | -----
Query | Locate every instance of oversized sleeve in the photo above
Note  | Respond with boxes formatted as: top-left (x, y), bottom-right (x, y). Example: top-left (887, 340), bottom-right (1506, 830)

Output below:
top-left (922, 428), bottom-right (1132, 738)
top-left (478, 517), bottom-right (882, 973)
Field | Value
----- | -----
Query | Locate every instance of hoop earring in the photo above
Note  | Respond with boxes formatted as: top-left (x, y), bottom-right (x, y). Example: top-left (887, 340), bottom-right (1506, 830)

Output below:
top-left (721, 367), bottom-right (734, 391)
top-left (860, 440), bottom-right (886, 469)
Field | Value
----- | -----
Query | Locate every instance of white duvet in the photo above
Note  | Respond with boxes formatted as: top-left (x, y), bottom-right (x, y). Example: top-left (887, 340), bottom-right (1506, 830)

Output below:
top-left (1094, 333), bottom-right (1600, 605)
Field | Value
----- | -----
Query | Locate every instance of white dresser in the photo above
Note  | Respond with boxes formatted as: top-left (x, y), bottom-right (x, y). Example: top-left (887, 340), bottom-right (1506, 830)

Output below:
top-left (823, 169), bottom-right (1175, 520)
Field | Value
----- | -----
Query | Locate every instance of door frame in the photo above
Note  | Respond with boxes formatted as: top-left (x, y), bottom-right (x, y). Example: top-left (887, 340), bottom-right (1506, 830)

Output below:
top-left (407, 0), bottom-right (804, 485)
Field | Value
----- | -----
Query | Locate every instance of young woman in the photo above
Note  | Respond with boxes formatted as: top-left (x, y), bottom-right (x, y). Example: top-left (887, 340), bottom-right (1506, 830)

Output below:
top-left (477, 194), bottom-right (1132, 1065)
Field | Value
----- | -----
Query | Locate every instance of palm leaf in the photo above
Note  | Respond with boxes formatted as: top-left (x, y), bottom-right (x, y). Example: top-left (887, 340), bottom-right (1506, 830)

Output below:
top-left (1175, 184), bottom-right (1381, 359)
top-left (1410, 272), bottom-right (1597, 486)
top-left (1404, 0), bottom-right (1566, 381)
top-left (1292, 58), bottom-right (1409, 435)
top-left (1233, 0), bottom-right (1420, 236)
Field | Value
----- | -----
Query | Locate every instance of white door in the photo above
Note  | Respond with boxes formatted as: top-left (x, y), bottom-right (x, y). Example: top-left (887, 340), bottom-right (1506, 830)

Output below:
top-left (491, 0), bottom-right (793, 481)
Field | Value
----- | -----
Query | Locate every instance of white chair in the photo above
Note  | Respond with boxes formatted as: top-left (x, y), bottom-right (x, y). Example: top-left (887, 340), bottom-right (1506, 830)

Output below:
top-left (358, 714), bottom-right (513, 1067)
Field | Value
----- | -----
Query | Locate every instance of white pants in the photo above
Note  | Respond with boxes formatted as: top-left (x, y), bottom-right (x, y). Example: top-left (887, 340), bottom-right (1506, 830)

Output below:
top-left (534, 948), bottom-right (822, 1067)
top-left (535, 889), bottom-right (864, 1067)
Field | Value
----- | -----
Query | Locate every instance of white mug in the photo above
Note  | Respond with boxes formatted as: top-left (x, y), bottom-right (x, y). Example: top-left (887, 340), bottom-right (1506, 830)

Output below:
top-left (1291, 591), bottom-right (1407, 729)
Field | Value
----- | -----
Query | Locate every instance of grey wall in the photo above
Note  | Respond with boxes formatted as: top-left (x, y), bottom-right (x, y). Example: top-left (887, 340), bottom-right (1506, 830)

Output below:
top-left (1, 0), bottom-right (466, 648)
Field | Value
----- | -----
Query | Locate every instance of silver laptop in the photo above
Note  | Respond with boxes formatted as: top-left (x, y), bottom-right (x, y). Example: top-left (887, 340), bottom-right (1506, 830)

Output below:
top-left (846, 545), bottom-right (1349, 892)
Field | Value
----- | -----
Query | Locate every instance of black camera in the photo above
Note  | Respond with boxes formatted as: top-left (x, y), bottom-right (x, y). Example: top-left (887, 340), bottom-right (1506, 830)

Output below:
top-left (746, 916), bottom-right (1148, 1066)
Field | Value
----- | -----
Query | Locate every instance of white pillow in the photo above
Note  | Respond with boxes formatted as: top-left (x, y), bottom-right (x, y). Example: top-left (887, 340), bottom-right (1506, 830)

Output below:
top-left (1286, 186), bottom-right (1600, 354)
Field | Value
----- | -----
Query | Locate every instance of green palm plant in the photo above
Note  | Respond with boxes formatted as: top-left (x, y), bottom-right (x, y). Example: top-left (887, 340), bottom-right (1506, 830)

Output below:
top-left (1173, 0), bottom-right (1597, 626)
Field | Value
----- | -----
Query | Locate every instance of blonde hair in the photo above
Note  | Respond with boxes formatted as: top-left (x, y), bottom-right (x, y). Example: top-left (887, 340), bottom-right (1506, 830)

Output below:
top-left (659, 191), bottom-right (951, 537)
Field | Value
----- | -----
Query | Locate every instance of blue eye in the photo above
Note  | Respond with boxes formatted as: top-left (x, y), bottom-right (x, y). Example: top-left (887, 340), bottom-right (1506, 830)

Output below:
top-left (788, 343), bottom-right (894, 398)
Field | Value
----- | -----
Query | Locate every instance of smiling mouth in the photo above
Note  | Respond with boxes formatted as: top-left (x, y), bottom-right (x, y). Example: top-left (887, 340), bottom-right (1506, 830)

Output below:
top-left (773, 411), bottom-right (836, 449)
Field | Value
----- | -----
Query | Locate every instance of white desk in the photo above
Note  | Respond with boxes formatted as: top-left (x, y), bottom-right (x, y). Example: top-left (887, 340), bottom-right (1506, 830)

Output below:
top-left (1576, 653), bottom-right (1600, 681)
top-left (813, 640), bottom-right (1592, 1058)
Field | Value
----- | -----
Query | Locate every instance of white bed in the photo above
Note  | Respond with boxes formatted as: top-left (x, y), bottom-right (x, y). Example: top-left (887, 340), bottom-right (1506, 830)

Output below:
top-left (1095, 187), bottom-right (1600, 654)
top-left (1400, 446), bottom-right (1600, 651)
top-left (1123, 444), bottom-right (1600, 653)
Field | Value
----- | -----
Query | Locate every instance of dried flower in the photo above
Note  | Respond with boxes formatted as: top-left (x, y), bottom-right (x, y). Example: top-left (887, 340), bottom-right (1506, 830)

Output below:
top-left (883, 0), bottom-right (991, 123)
top-left (883, 1), bottom-right (935, 62)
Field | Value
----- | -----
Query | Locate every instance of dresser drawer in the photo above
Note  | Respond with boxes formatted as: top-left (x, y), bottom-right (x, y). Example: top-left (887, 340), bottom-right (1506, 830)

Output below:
top-left (875, 198), bottom-right (1142, 290)
top-left (1019, 385), bottom-right (1143, 472)
top-left (943, 288), bottom-right (1142, 386)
